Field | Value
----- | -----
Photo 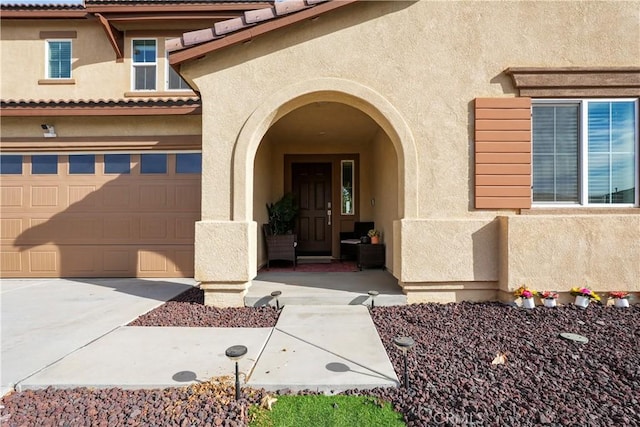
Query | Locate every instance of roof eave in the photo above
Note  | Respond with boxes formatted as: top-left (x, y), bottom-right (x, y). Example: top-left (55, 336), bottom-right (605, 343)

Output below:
top-left (169, 0), bottom-right (358, 66)
top-left (0, 10), bottom-right (89, 19)
top-left (0, 105), bottom-right (202, 117)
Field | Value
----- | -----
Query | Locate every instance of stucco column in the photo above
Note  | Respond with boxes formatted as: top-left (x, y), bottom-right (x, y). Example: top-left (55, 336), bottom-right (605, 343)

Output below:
top-left (195, 220), bottom-right (257, 307)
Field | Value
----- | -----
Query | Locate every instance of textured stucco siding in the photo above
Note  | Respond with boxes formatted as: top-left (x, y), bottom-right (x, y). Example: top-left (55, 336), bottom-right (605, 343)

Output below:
top-left (182, 0), bottom-right (639, 303)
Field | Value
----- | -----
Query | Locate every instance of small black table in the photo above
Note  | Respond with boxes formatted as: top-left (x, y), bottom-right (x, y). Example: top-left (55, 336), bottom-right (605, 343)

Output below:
top-left (357, 243), bottom-right (385, 270)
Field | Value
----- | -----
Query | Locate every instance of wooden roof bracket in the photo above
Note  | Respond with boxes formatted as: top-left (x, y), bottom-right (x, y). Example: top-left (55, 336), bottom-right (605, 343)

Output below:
top-left (95, 13), bottom-right (124, 62)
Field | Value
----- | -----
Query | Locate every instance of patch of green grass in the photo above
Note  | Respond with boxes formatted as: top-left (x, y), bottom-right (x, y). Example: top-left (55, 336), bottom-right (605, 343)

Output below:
top-left (249, 394), bottom-right (405, 427)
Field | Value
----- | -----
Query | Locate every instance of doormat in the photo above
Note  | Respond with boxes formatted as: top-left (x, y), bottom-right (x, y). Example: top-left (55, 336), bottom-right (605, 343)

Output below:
top-left (259, 260), bottom-right (358, 273)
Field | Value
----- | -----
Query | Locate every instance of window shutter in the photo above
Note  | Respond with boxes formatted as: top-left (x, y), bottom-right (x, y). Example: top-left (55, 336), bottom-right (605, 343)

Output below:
top-left (475, 97), bottom-right (532, 209)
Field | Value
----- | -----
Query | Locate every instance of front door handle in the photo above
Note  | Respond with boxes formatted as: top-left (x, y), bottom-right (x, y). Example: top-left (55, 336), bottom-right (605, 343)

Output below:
top-left (327, 210), bottom-right (331, 226)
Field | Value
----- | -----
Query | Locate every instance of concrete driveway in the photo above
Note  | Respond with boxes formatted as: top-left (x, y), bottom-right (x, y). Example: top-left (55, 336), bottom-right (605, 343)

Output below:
top-left (0, 278), bottom-right (195, 396)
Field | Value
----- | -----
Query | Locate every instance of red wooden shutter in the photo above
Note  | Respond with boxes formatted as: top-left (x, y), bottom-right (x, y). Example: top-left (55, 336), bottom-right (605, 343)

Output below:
top-left (475, 98), bottom-right (532, 209)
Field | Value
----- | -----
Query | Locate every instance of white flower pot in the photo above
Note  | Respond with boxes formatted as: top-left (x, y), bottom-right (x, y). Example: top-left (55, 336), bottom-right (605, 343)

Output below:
top-left (574, 295), bottom-right (590, 308)
top-left (614, 298), bottom-right (629, 308)
top-left (543, 298), bottom-right (557, 308)
top-left (522, 297), bottom-right (536, 309)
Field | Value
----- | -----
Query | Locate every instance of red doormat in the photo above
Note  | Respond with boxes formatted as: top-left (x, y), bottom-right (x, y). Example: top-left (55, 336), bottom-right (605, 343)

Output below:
top-left (259, 260), bottom-right (358, 273)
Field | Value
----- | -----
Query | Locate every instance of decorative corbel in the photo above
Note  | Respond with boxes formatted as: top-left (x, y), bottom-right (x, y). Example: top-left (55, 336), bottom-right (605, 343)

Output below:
top-left (95, 13), bottom-right (124, 62)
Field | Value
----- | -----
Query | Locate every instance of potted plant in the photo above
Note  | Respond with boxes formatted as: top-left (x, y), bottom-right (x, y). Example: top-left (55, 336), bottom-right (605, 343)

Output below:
top-left (266, 193), bottom-right (298, 235)
top-left (539, 290), bottom-right (559, 308)
top-left (263, 193), bottom-right (299, 268)
top-left (368, 229), bottom-right (381, 244)
top-left (514, 285), bottom-right (537, 309)
top-left (570, 286), bottom-right (601, 308)
top-left (609, 291), bottom-right (630, 308)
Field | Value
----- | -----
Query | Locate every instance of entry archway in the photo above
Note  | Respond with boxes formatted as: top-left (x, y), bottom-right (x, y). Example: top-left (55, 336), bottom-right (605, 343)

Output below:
top-left (232, 77), bottom-right (418, 224)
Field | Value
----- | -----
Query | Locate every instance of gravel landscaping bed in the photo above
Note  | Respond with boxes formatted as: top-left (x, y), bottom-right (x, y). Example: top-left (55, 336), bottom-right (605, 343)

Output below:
top-left (128, 287), bottom-right (279, 328)
top-left (2, 295), bottom-right (639, 426)
top-left (364, 302), bottom-right (640, 426)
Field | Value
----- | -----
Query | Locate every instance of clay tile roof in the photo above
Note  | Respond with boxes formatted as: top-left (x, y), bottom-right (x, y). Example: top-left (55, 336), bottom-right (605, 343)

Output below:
top-left (2, 98), bottom-right (200, 106)
top-left (0, 1), bottom-right (84, 9)
top-left (167, 0), bottom-right (357, 62)
top-left (85, 0), bottom-right (267, 4)
top-left (1, 98), bottom-right (202, 116)
top-left (0, 0), bottom-right (265, 8)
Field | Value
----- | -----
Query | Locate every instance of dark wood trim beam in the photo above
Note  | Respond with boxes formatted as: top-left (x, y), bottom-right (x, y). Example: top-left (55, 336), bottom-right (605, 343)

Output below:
top-left (95, 13), bottom-right (124, 62)
top-left (85, 4), bottom-right (271, 14)
top-left (0, 135), bottom-right (202, 153)
top-left (104, 13), bottom-right (241, 22)
top-left (505, 67), bottom-right (640, 97)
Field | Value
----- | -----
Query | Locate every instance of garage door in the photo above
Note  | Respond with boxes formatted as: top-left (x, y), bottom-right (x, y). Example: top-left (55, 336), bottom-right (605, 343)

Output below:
top-left (0, 152), bottom-right (200, 278)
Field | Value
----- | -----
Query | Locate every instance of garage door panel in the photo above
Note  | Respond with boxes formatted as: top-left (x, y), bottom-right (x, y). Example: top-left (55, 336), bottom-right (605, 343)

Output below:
top-left (30, 186), bottom-right (59, 207)
top-left (104, 249), bottom-right (132, 272)
top-left (1, 153), bottom-right (199, 278)
top-left (1, 251), bottom-right (22, 273)
top-left (68, 185), bottom-right (97, 207)
top-left (1, 245), bottom-right (196, 278)
top-left (176, 185), bottom-right (200, 208)
top-left (65, 247), bottom-right (98, 274)
top-left (1, 218), bottom-right (23, 240)
top-left (140, 217), bottom-right (168, 239)
top-left (1, 186), bottom-right (23, 207)
top-left (102, 185), bottom-right (132, 210)
top-left (139, 250), bottom-right (168, 273)
top-left (103, 217), bottom-right (134, 240)
top-left (176, 217), bottom-right (196, 239)
top-left (139, 185), bottom-right (169, 209)
top-left (174, 250), bottom-right (194, 274)
top-left (30, 251), bottom-right (57, 272)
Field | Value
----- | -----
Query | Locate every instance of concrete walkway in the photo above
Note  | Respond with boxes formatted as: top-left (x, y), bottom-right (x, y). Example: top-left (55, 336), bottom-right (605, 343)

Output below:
top-left (2, 279), bottom-right (398, 395)
top-left (248, 305), bottom-right (398, 392)
top-left (1, 278), bottom-right (196, 396)
top-left (248, 269), bottom-right (406, 307)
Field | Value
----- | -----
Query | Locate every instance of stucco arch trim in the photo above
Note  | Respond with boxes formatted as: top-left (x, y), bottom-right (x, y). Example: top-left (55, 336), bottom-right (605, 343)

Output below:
top-left (232, 77), bottom-right (419, 221)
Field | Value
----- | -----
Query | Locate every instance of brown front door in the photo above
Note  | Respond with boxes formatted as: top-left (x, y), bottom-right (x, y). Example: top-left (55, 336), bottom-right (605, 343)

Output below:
top-left (292, 162), bottom-right (332, 255)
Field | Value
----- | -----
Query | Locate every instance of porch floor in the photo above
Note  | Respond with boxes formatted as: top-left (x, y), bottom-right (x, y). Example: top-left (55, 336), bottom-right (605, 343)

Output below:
top-left (246, 269), bottom-right (406, 307)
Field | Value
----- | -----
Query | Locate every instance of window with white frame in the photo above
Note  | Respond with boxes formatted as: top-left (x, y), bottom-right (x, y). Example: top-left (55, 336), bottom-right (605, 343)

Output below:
top-left (166, 52), bottom-right (190, 91)
top-left (46, 40), bottom-right (72, 79)
top-left (532, 99), bottom-right (638, 206)
top-left (132, 39), bottom-right (156, 91)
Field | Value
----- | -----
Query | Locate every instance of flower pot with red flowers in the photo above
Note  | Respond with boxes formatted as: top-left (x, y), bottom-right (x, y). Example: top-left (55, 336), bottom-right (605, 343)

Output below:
top-left (570, 286), bottom-right (600, 308)
top-left (609, 291), bottom-right (630, 308)
top-left (514, 285), bottom-right (538, 309)
top-left (539, 291), bottom-right (559, 308)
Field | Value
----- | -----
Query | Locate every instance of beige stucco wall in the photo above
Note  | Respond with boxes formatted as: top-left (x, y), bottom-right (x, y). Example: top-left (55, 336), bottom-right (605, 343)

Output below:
top-left (183, 0), bottom-right (639, 304)
top-left (0, 116), bottom-right (201, 139)
top-left (0, 20), bottom-right (193, 101)
top-left (253, 135), bottom-right (274, 267)
top-left (372, 129), bottom-right (398, 271)
top-left (500, 215), bottom-right (640, 293)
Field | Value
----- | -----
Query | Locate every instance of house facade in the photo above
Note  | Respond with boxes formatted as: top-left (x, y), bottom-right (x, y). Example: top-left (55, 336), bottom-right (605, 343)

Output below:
top-left (0, 0), bottom-right (260, 277)
top-left (2, 0), bottom-right (639, 306)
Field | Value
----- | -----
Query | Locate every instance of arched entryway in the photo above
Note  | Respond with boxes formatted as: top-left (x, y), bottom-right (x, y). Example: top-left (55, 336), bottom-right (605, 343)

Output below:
top-left (232, 77), bottom-right (418, 283)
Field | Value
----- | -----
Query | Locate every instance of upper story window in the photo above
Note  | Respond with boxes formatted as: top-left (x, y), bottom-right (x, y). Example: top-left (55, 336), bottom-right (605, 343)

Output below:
top-left (46, 40), bottom-right (72, 79)
top-left (532, 99), bottom-right (638, 206)
top-left (166, 52), bottom-right (190, 91)
top-left (132, 39), bottom-right (156, 91)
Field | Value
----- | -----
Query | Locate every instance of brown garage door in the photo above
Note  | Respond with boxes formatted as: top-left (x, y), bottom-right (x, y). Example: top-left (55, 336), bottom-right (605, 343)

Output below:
top-left (0, 153), bottom-right (200, 278)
